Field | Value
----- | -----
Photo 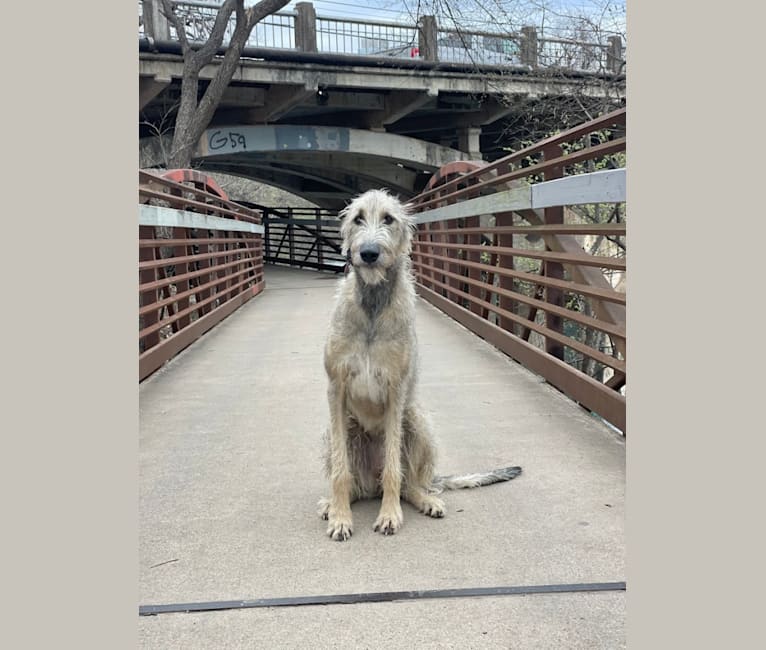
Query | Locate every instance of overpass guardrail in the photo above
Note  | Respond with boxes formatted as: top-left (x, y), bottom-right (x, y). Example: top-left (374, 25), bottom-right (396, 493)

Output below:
top-left (139, 0), bottom-right (625, 74)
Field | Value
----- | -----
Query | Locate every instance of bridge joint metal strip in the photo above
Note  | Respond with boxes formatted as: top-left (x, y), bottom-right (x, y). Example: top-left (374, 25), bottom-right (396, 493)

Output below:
top-left (140, 581), bottom-right (627, 616)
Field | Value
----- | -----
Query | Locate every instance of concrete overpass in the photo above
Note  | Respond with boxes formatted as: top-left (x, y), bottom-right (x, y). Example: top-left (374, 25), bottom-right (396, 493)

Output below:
top-left (139, 0), bottom-right (625, 207)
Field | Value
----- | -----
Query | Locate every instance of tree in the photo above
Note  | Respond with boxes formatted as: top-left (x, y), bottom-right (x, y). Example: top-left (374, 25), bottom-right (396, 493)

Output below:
top-left (159, 0), bottom-right (290, 169)
top-left (401, 0), bottom-right (626, 149)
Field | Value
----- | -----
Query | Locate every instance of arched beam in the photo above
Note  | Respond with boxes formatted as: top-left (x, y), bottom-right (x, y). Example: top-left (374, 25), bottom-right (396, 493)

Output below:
top-left (194, 125), bottom-right (468, 173)
top-left (140, 126), bottom-right (470, 208)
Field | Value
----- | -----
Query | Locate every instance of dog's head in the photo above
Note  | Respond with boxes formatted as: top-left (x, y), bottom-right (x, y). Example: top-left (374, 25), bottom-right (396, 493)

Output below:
top-left (339, 189), bottom-right (415, 286)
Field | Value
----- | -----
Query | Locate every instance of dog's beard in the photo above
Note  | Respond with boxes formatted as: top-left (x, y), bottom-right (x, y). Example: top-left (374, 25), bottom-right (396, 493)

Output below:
top-left (355, 262), bottom-right (388, 286)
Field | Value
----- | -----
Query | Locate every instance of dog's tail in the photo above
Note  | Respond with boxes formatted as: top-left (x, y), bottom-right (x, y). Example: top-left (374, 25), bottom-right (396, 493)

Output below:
top-left (431, 466), bottom-right (522, 493)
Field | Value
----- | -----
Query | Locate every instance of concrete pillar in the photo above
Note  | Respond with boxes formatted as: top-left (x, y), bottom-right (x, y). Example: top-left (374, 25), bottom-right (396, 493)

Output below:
top-left (607, 35), bottom-right (623, 73)
top-left (458, 127), bottom-right (482, 160)
top-left (295, 2), bottom-right (317, 52)
top-left (418, 15), bottom-right (438, 61)
top-left (142, 0), bottom-right (170, 41)
top-left (520, 26), bottom-right (537, 67)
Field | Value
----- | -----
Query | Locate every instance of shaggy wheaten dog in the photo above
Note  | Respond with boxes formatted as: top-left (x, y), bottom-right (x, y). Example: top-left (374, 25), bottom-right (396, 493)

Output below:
top-left (319, 189), bottom-right (521, 541)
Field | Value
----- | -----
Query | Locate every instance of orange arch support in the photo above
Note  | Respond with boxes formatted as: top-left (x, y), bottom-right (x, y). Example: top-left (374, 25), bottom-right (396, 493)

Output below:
top-left (160, 169), bottom-right (229, 201)
top-left (423, 160), bottom-right (488, 193)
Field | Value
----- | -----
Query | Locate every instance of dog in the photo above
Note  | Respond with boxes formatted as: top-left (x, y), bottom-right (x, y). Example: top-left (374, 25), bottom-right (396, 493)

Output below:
top-left (319, 189), bottom-right (521, 541)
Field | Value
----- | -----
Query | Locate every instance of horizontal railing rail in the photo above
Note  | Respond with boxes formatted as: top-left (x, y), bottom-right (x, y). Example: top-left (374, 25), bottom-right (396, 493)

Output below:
top-left (139, 1), bottom-right (625, 74)
top-left (317, 15), bottom-right (418, 59)
top-left (407, 108), bottom-right (626, 432)
top-left (538, 36), bottom-right (612, 73)
top-left (436, 27), bottom-right (524, 66)
top-left (138, 169), bottom-right (265, 381)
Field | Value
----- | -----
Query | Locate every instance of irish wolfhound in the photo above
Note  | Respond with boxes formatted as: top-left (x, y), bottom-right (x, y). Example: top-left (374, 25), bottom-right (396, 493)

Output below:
top-left (319, 189), bottom-right (521, 541)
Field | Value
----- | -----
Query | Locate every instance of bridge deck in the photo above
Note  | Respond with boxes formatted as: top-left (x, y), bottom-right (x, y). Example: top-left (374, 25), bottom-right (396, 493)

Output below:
top-left (139, 265), bottom-right (625, 648)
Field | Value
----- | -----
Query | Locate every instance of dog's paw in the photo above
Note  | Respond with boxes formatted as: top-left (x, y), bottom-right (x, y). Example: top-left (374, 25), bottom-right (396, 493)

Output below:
top-left (421, 496), bottom-right (445, 518)
top-left (373, 507), bottom-right (403, 536)
top-left (327, 517), bottom-right (353, 541)
top-left (317, 497), bottom-right (330, 520)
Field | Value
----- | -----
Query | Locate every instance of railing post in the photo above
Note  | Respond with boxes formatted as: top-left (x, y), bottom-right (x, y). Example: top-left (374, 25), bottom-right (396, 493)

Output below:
top-left (445, 218), bottom-right (460, 303)
top-left (607, 35), bottom-right (623, 73)
top-left (315, 208), bottom-right (324, 269)
top-left (139, 225), bottom-right (161, 355)
top-left (464, 214), bottom-right (484, 317)
top-left (418, 15), bottom-right (438, 61)
top-left (495, 212), bottom-right (516, 335)
top-left (263, 210), bottom-right (271, 261)
top-left (541, 143), bottom-right (565, 361)
top-left (288, 208), bottom-right (295, 264)
top-left (520, 26), bottom-right (538, 67)
top-left (295, 2), bottom-right (317, 53)
top-left (142, 0), bottom-right (170, 41)
top-left (172, 226), bottom-right (192, 332)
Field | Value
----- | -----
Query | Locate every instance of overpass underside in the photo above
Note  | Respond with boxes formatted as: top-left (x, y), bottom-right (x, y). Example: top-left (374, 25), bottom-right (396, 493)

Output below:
top-left (142, 124), bottom-right (475, 210)
top-left (191, 150), bottom-right (434, 211)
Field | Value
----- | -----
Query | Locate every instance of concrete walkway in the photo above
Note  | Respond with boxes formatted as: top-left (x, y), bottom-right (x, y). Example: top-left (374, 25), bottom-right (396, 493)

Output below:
top-left (139, 265), bottom-right (626, 649)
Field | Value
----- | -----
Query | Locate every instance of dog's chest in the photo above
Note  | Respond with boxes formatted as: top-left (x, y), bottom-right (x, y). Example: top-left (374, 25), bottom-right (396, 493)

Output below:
top-left (326, 292), bottom-right (414, 429)
top-left (341, 329), bottom-right (409, 427)
top-left (345, 342), bottom-right (392, 407)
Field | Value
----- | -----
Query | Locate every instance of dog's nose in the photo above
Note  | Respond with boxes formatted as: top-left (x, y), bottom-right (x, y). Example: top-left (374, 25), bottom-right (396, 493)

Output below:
top-left (359, 243), bottom-right (380, 264)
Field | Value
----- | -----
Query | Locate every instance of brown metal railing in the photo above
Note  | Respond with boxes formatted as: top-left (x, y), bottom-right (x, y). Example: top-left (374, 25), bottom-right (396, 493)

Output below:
top-left (408, 107), bottom-right (626, 432)
top-left (138, 169), bottom-right (265, 381)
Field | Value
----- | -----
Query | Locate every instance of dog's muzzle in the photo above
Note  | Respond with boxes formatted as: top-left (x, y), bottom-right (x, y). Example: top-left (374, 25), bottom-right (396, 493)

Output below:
top-left (359, 243), bottom-right (381, 265)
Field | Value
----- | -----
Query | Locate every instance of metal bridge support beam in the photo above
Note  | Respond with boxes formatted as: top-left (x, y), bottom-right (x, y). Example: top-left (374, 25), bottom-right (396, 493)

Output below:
top-left (295, 2), bottom-right (318, 53)
top-left (458, 127), bottom-right (482, 160)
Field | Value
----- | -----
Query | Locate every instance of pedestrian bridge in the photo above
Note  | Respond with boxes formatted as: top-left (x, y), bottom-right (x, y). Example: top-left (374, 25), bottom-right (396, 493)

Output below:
top-left (139, 109), bottom-right (626, 646)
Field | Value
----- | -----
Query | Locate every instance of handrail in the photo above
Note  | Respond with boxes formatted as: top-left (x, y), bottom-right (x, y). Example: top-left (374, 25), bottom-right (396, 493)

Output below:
top-left (139, 170), bottom-right (262, 224)
top-left (138, 169), bottom-right (265, 381)
top-left (408, 108), bottom-right (626, 432)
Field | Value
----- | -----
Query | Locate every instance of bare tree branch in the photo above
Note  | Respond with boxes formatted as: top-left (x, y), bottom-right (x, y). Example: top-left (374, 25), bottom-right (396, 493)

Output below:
top-left (163, 0), bottom-right (290, 168)
top-left (192, 0), bottom-right (238, 66)
top-left (159, 0), bottom-right (190, 53)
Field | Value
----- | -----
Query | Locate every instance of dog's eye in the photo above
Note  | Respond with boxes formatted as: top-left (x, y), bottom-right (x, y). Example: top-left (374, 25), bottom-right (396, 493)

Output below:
top-left (383, 214), bottom-right (393, 225)
top-left (353, 215), bottom-right (364, 225)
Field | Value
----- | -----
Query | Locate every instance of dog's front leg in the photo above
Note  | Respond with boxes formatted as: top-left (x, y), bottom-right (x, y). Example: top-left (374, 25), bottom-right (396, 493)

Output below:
top-left (374, 396), bottom-right (405, 535)
top-left (326, 380), bottom-right (354, 541)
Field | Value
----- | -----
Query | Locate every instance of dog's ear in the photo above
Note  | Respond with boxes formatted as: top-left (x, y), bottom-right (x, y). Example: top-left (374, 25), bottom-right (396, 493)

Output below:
top-left (401, 202), bottom-right (417, 231)
top-left (338, 203), bottom-right (352, 221)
